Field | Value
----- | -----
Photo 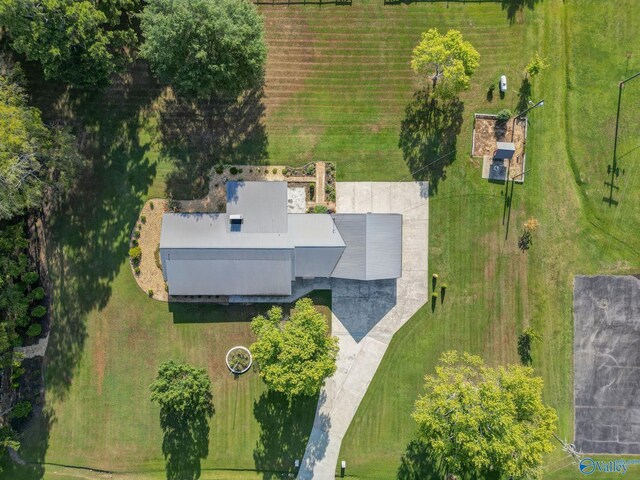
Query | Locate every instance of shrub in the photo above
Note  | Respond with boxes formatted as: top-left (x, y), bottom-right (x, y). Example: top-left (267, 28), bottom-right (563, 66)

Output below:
top-left (215, 164), bottom-right (224, 174)
top-left (325, 184), bottom-right (336, 202)
top-left (165, 283), bottom-right (169, 292)
top-left (525, 53), bottom-right (549, 78)
top-left (148, 289), bottom-right (154, 298)
top-left (21, 271), bottom-right (39, 284)
top-left (517, 328), bottom-right (542, 365)
top-left (154, 245), bottom-right (162, 271)
top-left (129, 246), bottom-right (142, 266)
top-left (229, 166), bottom-right (238, 175)
top-left (16, 314), bottom-right (29, 328)
top-left (282, 167), bottom-right (289, 176)
top-left (523, 217), bottom-right (540, 233)
top-left (141, 215), bottom-right (147, 224)
top-left (312, 205), bottom-right (329, 214)
top-left (134, 230), bottom-right (141, 239)
top-left (27, 323), bottom-right (42, 337)
top-left (30, 287), bottom-right (45, 301)
top-left (134, 267), bottom-right (141, 276)
top-left (150, 201), bottom-right (155, 210)
top-left (31, 305), bottom-right (46, 318)
top-left (132, 239), bottom-right (139, 247)
top-left (238, 168), bottom-right (243, 174)
top-left (249, 169), bottom-right (253, 173)
top-left (272, 168), bottom-right (278, 174)
top-left (167, 194), bottom-right (179, 212)
top-left (10, 401), bottom-right (31, 419)
top-left (496, 109), bottom-right (512, 122)
top-left (488, 82), bottom-right (496, 92)
top-left (303, 163), bottom-right (316, 176)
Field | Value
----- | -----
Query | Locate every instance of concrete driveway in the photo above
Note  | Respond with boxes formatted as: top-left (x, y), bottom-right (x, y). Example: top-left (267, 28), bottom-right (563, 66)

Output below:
top-left (298, 182), bottom-right (429, 480)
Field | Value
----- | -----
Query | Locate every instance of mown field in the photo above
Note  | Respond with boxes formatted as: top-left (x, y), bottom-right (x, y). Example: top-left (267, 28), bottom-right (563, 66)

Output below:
top-left (338, 1), bottom-right (640, 479)
top-left (5, 0), bottom-right (640, 479)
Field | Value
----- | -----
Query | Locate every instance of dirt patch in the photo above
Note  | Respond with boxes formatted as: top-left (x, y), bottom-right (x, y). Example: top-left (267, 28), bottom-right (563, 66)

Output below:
top-left (473, 115), bottom-right (527, 181)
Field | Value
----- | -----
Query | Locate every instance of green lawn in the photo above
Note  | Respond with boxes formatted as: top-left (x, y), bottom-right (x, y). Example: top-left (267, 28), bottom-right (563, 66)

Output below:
top-left (7, 0), bottom-right (640, 479)
top-left (338, 1), bottom-right (640, 479)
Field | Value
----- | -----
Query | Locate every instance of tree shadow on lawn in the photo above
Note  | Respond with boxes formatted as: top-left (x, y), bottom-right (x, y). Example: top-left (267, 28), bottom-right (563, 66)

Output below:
top-left (159, 406), bottom-right (214, 480)
top-left (501, 0), bottom-right (543, 24)
top-left (158, 87), bottom-right (269, 200)
top-left (11, 60), bottom-right (160, 471)
top-left (398, 88), bottom-right (464, 196)
top-left (29, 61), bottom-right (160, 402)
top-left (381, 0), bottom-right (543, 23)
top-left (397, 437), bottom-right (502, 480)
top-left (253, 390), bottom-right (320, 479)
top-left (516, 78), bottom-right (532, 115)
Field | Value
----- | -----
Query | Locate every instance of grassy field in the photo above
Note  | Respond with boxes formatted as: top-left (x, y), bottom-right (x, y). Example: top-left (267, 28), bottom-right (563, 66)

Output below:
top-left (5, 0), bottom-right (640, 479)
top-left (337, 1), bottom-right (640, 479)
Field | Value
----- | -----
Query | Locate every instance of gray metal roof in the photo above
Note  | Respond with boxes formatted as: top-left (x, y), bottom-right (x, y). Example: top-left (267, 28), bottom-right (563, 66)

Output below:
top-left (495, 141), bottom-right (516, 160)
top-left (162, 248), bottom-right (293, 296)
top-left (288, 214), bottom-right (345, 247)
top-left (160, 213), bottom-right (290, 249)
top-left (159, 182), bottom-right (402, 295)
top-left (331, 213), bottom-right (402, 280)
top-left (226, 181), bottom-right (287, 233)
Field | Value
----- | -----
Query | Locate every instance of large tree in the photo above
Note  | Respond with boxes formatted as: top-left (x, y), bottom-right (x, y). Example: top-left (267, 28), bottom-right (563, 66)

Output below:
top-left (150, 361), bottom-right (214, 479)
top-left (140, 0), bottom-right (267, 99)
top-left (411, 28), bottom-right (480, 97)
top-left (250, 298), bottom-right (338, 397)
top-left (0, 75), bottom-right (82, 220)
top-left (150, 360), bottom-right (213, 418)
top-left (413, 351), bottom-right (557, 480)
top-left (0, 0), bottom-right (138, 86)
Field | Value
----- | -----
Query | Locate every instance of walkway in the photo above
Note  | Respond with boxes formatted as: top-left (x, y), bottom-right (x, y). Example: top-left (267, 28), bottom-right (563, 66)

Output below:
top-left (297, 182), bottom-right (429, 480)
top-left (15, 334), bottom-right (49, 359)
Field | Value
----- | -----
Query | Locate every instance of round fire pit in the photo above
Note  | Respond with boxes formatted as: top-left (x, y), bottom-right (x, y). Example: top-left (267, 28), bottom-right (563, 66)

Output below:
top-left (225, 346), bottom-right (253, 375)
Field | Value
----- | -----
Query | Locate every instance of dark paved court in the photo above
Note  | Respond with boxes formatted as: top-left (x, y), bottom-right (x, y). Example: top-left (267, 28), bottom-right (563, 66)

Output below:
top-left (574, 275), bottom-right (640, 454)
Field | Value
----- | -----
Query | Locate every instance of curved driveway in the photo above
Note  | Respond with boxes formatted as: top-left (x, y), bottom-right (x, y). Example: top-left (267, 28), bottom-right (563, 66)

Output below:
top-left (297, 182), bottom-right (429, 480)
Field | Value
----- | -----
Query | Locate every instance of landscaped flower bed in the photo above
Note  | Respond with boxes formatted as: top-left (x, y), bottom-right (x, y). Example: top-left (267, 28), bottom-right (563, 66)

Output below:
top-left (226, 346), bottom-right (253, 375)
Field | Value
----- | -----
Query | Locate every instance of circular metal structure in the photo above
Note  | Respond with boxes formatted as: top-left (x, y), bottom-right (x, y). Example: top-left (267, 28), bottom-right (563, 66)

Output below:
top-left (225, 346), bottom-right (253, 374)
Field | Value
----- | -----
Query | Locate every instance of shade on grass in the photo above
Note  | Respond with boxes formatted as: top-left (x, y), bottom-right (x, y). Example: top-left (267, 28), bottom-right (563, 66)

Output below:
top-left (6, 0), bottom-right (640, 479)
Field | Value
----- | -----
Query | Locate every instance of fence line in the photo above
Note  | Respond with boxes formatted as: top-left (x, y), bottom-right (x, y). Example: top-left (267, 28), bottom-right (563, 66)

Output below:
top-left (255, 0), bottom-right (351, 5)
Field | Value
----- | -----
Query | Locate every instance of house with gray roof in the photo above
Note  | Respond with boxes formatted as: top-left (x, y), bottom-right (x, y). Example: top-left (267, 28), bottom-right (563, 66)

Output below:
top-left (160, 181), bottom-right (402, 296)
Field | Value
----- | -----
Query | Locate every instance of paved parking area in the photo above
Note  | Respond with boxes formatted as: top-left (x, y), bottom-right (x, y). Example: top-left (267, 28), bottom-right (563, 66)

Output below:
top-left (298, 182), bottom-right (428, 480)
top-left (574, 275), bottom-right (640, 454)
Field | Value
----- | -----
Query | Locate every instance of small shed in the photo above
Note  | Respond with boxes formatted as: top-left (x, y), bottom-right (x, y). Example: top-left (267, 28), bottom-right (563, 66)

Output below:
top-left (494, 141), bottom-right (516, 160)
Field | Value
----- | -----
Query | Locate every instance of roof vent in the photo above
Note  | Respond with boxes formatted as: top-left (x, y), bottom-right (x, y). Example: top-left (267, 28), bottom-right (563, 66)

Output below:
top-left (229, 214), bottom-right (243, 232)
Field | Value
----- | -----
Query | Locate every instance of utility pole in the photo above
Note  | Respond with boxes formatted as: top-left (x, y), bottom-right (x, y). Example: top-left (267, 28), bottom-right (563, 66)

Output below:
top-left (608, 71), bottom-right (640, 206)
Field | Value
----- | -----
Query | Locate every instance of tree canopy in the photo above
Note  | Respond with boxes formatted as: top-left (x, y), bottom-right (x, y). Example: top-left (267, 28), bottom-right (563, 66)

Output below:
top-left (413, 351), bottom-right (557, 480)
top-left (411, 28), bottom-right (480, 97)
top-left (150, 360), bottom-right (214, 419)
top-left (140, 0), bottom-right (267, 98)
top-left (250, 298), bottom-right (338, 397)
top-left (0, 0), bottom-right (138, 86)
top-left (0, 75), bottom-right (82, 220)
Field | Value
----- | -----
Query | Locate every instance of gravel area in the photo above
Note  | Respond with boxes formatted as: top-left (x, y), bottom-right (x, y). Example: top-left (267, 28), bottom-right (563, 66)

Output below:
top-left (473, 115), bottom-right (527, 181)
top-left (131, 199), bottom-right (168, 301)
